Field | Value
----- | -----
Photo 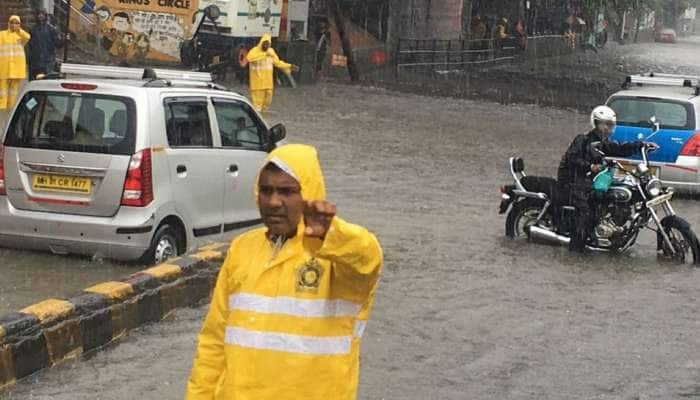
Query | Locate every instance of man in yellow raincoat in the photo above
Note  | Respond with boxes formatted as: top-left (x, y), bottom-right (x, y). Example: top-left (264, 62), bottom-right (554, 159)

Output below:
top-left (0, 15), bottom-right (30, 110)
top-left (186, 144), bottom-right (383, 400)
top-left (245, 33), bottom-right (298, 113)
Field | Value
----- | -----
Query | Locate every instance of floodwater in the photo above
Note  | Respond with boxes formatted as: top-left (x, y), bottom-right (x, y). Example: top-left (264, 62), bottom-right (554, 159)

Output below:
top-left (4, 77), bottom-right (700, 399)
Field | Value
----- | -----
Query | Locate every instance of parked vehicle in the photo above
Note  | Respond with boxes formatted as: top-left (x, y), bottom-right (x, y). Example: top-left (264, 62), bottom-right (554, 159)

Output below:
top-left (655, 28), bottom-right (677, 43)
top-left (0, 63), bottom-right (287, 264)
top-left (499, 145), bottom-right (700, 264)
top-left (607, 74), bottom-right (700, 193)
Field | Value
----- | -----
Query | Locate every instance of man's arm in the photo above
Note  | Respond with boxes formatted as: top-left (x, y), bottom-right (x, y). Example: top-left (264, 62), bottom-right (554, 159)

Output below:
top-left (269, 49), bottom-right (293, 73)
top-left (17, 29), bottom-right (30, 45)
top-left (51, 25), bottom-right (65, 48)
top-left (316, 217), bottom-right (383, 302)
top-left (304, 201), bottom-right (382, 302)
top-left (185, 244), bottom-right (236, 400)
top-left (602, 140), bottom-right (644, 157)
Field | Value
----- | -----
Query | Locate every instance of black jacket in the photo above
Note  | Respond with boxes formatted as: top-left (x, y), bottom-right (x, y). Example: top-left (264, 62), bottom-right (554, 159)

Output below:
top-left (557, 129), bottom-right (643, 190)
top-left (27, 22), bottom-right (62, 71)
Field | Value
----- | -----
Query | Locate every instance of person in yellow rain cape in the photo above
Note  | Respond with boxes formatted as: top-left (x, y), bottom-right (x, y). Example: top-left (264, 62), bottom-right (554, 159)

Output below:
top-left (186, 144), bottom-right (383, 400)
top-left (0, 15), bottom-right (30, 110)
top-left (245, 33), bottom-right (299, 113)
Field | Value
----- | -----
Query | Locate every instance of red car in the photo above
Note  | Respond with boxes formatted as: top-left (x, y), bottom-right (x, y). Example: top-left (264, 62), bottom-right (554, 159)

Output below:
top-left (656, 28), bottom-right (677, 43)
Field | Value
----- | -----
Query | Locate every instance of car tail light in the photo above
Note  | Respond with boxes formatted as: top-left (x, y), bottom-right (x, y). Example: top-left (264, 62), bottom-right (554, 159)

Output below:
top-left (0, 144), bottom-right (5, 195)
top-left (121, 149), bottom-right (153, 207)
top-left (680, 131), bottom-right (700, 157)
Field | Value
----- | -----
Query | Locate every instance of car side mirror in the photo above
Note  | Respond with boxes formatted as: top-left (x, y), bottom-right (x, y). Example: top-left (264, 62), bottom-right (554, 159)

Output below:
top-left (269, 123), bottom-right (286, 143)
top-left (649, 116), bottom-right (660, 132)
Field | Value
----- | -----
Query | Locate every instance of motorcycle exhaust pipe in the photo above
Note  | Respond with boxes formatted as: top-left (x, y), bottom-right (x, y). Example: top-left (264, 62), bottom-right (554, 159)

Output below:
top-left (528, 226), bottom-right (571, 246)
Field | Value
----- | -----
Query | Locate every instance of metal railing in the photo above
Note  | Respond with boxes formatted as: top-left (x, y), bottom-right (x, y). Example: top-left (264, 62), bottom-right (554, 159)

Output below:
top-left (395, 37), bottom-right (519, 77)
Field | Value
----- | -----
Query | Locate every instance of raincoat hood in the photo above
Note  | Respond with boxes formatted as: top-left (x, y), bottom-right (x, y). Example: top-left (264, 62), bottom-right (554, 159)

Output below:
top-left (257, 144), bottom-right (326, 201)
top-left (9, 15), bottom-right (21, 24)
top-left (257, 33), bottom-right (272, 48)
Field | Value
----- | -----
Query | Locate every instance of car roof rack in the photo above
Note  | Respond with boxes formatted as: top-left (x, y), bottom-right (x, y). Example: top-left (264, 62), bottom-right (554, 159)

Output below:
top-left (623, 73), bottom-right (700, 95)
top-left (59, 63), bottom-right (213, 83)
top-left (142, 78), bottom-right (228, 91)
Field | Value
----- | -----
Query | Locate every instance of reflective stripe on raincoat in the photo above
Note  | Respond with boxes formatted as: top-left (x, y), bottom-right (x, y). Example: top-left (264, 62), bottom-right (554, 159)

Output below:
top-left (245, 33), bottom-right (292, 91)
top-left (186, 144), bottom-right (383, 400)
top-left (0, 16), bottom-right (30, 80)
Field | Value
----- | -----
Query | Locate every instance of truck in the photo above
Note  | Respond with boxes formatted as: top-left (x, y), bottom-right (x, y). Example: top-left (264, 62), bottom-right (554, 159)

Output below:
top-left (180, 0), bottom-right (310, 81)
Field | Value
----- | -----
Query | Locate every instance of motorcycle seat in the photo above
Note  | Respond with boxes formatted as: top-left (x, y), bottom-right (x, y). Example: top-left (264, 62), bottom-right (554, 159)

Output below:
top-left (521, 176), bottom-right (558, 200)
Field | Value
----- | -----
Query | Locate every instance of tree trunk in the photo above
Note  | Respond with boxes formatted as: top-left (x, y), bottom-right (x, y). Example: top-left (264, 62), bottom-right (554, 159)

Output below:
top-left (633, 10), bottom-right (641, 43)
top-left (327, 0), bottom-right (360, 82)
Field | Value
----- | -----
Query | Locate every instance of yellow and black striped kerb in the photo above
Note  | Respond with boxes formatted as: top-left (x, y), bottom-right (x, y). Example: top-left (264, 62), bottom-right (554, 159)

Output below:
top-left (0, 243), bottom-right (228, 390)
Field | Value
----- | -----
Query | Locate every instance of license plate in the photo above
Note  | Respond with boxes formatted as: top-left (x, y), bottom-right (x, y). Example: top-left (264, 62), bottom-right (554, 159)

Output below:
top-left (32, 174), bottom-right (92, 194)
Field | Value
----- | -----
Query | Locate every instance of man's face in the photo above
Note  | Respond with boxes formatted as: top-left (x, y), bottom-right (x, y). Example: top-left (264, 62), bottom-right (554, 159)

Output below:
top-left (96, 10), bottom-right (109, 21)
top-left (262, 40), bottom-right (270, 51)
top-left (258, 167), bottom-right (303, 237)
top-left (37, 13), bottom-right (47, 24)
top-left (113, 16), bottom-right (129, 32)
top-left (596, 120), bottom-right (616, 139)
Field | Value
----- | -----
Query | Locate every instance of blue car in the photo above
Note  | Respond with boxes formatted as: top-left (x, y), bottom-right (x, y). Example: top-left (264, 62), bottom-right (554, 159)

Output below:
top-left (607, 74), bottom-right (700, 193)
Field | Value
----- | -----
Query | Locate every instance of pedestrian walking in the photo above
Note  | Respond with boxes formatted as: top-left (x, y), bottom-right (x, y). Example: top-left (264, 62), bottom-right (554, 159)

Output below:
top-left (470, 15), bottom-right (486, 40)
top-left (186, 144), bottom-right (383, 400)
top-left (493, 17), bottom-right (508, 50)
top-left (27, 9), bottom-right (63, 80)
top-left (0, 15), bottom-right (30, 111)
top-left (515, 18), bottom-right (527, 51)
top-left (245, 33), bottom-right (298, 113)
top-left (315, 21), bottom-right (331, 72)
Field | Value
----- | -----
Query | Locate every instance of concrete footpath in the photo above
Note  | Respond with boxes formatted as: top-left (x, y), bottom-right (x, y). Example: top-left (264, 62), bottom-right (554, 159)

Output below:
top-left (0, 243), bottom-right (227, 390)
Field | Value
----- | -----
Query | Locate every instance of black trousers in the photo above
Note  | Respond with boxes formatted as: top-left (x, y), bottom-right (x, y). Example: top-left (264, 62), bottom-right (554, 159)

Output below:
top-left (561, 184), bottom-right (594, 252)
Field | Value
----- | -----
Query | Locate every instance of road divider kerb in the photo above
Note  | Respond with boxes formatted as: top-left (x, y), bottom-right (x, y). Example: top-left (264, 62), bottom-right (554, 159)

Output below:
top-left (20, 299), bottom-right (75, 324)
top-left (0, 242), bottom-right (231, 391)
top-left (84, 281), bottom-right (135, 301)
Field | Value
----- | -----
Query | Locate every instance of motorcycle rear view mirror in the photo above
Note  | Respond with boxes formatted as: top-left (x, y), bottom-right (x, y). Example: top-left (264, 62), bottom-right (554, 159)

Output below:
top-left (649, 116), bottom-right (660, 133)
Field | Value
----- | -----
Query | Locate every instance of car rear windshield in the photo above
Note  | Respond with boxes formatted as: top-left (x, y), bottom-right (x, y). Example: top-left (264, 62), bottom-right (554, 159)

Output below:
top-left (4, 91), bottom-right (136, 155)
top-left (608, 97), bottom-right (694, 130)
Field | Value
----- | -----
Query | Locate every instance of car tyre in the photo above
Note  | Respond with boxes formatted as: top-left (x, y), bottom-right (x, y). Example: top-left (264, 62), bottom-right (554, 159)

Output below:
top-left (140, 224), bottom-right (180, 265)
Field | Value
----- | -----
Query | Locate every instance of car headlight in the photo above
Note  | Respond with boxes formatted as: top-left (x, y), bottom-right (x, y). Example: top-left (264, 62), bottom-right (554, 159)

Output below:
top-left (645, 178), bottom-right (662, 197)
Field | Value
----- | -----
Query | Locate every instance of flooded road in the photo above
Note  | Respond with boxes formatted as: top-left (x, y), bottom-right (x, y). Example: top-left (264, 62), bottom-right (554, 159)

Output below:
top-left (3, 38), bottom-right (700, 315)
top-left (4, 80), bottom-right (700, 399)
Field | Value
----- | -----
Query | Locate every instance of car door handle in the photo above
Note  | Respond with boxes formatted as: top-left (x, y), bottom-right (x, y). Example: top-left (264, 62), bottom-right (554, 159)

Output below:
top-left (177, 165), bottom-right (187, 173)
top-left (229, 164), bottom-right (239, 173)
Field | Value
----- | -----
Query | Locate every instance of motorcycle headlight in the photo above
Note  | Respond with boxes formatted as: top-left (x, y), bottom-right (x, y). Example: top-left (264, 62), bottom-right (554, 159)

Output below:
top-left (645, 178), bottom-right (662, 197)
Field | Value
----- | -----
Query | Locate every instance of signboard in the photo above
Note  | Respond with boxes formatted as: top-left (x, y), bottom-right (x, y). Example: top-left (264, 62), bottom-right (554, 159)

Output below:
top-left (331, 54), bottom-right (346, 67)
top-left (70, 0), bottom-right (198, 62)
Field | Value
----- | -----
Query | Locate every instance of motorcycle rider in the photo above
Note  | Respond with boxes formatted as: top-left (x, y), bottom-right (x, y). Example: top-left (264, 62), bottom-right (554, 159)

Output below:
top-left (557, 105), bottom-right (657, 252)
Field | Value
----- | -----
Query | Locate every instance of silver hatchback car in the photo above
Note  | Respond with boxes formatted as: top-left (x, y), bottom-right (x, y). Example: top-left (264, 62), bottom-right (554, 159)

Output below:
top-left (0, 64), bottom-right (286, 264)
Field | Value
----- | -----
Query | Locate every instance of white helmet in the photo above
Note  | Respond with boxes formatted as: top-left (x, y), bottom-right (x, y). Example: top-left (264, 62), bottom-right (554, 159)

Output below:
top-left (590, 105), bottom-right (616, 129)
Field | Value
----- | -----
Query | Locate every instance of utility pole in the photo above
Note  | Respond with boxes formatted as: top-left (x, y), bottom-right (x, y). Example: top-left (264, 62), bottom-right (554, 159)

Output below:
top-left (326, 0), bottom-right (359, 82)
top-left (63, 0), bottom-right (70, 62)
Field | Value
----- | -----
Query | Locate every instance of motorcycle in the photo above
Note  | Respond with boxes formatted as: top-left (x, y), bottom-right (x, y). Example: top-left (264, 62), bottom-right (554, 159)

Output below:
top-left (499, 144), bottom-right (700, 264)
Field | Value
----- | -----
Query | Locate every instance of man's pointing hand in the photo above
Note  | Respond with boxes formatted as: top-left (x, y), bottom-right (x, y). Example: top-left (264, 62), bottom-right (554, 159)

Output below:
top-left (303, 200), bottom-right (336, 239)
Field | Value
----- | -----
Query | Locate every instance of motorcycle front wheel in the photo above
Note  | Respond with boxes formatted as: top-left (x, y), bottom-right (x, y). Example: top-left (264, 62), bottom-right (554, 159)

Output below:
top-left (657, 216), bottom-right (700, 265)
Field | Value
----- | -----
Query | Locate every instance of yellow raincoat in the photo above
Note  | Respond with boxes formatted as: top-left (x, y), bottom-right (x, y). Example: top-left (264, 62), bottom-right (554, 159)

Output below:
top-left (186, 144), bottom-right (383, 400)
top-left (0, 16), bottom-right (30, 110)
top-left (245, 33), bottom-right (292, 112)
